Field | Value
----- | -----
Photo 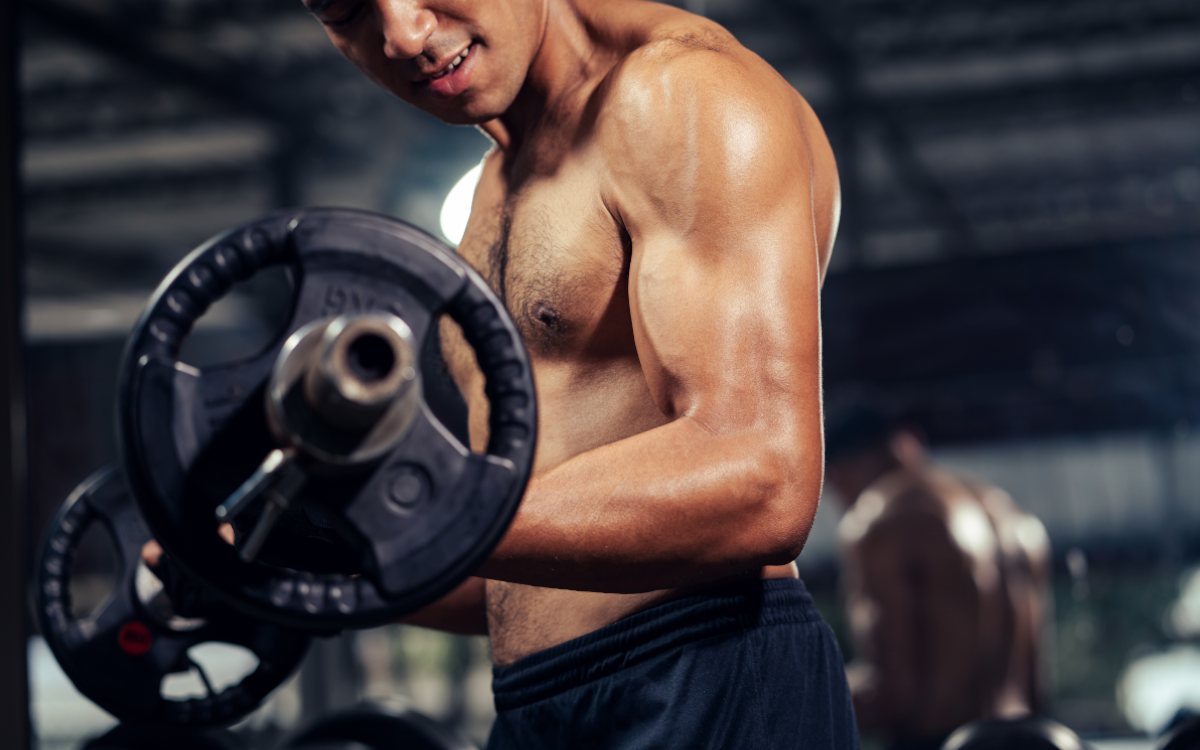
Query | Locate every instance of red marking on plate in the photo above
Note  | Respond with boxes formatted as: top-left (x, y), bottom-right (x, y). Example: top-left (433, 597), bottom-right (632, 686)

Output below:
top-left (117, 621), bottom-right (153, 656)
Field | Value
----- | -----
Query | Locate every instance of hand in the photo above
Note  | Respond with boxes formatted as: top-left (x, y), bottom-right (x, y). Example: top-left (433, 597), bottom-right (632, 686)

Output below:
top-left (140, 524), bottom-right (235, 570)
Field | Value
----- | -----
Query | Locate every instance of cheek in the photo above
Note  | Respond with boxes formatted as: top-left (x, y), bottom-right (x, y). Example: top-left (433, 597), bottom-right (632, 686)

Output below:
top-left (481, 50), bottom-right (522, 100)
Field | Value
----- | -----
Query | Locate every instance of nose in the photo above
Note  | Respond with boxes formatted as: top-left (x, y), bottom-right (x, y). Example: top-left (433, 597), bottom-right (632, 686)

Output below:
top-left (378, 0), bottom-right (436, 60)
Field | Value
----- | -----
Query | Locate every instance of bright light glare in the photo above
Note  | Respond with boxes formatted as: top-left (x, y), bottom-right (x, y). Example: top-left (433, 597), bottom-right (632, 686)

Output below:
top-left (160, 643), bottom-right (260, 699)
top-left (1117, 645), bottom-right (1200, 734)
top-left (1169, 566), bottom-right (1200, 638)
top-left (440, 163), bottom-right (483, 246)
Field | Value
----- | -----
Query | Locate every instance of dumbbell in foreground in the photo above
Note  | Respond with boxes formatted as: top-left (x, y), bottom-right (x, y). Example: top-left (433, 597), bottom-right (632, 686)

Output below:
top-left (36, 467), bottom-right (310, 728)
top-left (118, 208), bottom-right (536, 631)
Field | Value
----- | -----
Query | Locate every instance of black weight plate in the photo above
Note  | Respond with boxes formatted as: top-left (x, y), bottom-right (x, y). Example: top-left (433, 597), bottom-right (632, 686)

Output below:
top-left (118, 209), bottom-right (536, 629)
top-left (36, 467), bottom-right (310, 728)
top-left (1160, 717), bottom-right (1200, 750)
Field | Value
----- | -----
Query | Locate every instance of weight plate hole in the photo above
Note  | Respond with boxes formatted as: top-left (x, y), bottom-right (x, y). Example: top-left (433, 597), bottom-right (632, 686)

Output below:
top-left (347, 332), bottom-right (396, 383)
top-left (159, 643), bottom-right (259, 700)
top-left (177, 263), bottom-right (295, 369)
top-left (422, 314), bottom-right (469, 448)
top-left (68, 522), bottom-right (118, 620)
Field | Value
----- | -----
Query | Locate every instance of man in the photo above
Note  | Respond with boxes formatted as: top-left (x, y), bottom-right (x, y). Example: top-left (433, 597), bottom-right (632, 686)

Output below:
top-left (824, 407), bottom-right (1051, 750)
top-left (297, 0), bottom-right (853, 746)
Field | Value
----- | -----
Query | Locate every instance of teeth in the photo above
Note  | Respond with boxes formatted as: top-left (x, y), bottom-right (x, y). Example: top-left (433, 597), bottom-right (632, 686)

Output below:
top-left (431, 46), bottom-right (469, 81)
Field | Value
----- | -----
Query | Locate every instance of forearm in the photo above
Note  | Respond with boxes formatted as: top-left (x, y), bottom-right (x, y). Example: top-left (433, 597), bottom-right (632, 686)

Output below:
top-left (477, 414), bottom-right (819, 592)
top-left (395, 576), bottom-right (488, 635)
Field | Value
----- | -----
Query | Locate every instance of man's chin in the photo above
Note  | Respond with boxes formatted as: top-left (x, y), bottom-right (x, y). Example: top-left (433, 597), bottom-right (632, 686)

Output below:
top-left (435, 109), bottom-right (500, 127)
top-left (401, 84), bottom-right (513, 127)
top-left (422, 96), bottom-right (508, 127)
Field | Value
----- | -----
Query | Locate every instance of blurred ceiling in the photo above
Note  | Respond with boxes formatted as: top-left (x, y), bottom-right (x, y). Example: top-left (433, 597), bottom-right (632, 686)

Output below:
top-left (20, 0), bottom-right (1200, 290)
top-left (20, 0), bottom-right (490, 299)
top-left (16, 0), bottom-right (1200, 440)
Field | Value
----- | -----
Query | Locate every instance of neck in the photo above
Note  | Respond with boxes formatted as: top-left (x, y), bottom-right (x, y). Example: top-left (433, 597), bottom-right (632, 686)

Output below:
top-left (833, 448), bottom-right (904, 508)
top-left (479, 0), bottom-right (606, 151)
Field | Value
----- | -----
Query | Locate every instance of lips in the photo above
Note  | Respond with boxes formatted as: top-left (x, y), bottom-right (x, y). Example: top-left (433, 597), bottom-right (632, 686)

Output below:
top-left (420, 44), bottom-right (476, 98)
top-left (430, 44), bottom-right (470, 80)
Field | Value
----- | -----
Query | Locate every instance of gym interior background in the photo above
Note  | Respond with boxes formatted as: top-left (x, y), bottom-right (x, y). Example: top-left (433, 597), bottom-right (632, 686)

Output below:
top-left (8, 0), bottom-right (1200, 746)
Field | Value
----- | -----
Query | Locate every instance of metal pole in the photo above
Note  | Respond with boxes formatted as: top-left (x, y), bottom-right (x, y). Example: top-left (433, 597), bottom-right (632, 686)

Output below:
top-left (0, 0), bottom-right (30, 745)
top-left (299, 634), bottom-right (364, 718)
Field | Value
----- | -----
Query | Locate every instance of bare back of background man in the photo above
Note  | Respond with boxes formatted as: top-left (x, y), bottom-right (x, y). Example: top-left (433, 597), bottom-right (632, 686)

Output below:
top-left (826, 417), bottom-right (1050, 749)
top-left (305, 0), bottom-right (849, 746)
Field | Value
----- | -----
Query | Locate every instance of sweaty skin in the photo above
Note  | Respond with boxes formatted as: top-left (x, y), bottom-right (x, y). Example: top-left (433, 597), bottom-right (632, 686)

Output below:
top-left (830, 433), bottom-right (1050, 740)
top-left (305, 0), bottom-right (839, 665)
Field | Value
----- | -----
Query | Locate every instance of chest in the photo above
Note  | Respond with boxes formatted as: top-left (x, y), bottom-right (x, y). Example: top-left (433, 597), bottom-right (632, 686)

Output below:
top-left (455, 155), bottom-right (629, 355)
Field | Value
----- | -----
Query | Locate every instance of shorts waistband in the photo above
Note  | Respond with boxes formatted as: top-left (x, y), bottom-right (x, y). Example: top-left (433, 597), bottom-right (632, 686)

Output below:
top-left (491, 577), bottom-right (820, 711)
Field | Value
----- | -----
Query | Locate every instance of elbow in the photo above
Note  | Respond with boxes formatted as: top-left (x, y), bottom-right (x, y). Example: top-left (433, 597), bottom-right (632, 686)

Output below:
top-left (746, 439), bottom-right (823, 565)
top-left (758, 515), bottom-right (814, 566)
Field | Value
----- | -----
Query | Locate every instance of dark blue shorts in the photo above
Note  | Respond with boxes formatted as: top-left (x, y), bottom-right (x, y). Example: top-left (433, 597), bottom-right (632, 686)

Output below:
top-left (487, 578), bottom-right (860, 749)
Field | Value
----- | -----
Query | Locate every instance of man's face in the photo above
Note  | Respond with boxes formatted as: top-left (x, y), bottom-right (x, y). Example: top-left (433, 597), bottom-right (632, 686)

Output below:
top-left (304, 0), bottom-right (545, 125)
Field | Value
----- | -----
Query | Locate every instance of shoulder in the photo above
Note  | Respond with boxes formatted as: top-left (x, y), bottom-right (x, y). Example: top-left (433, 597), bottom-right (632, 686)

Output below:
top-left (594, 30), bottom-right (824, 214)
top-left (839, 470), bottom-right (959, 549)
top-left (619, 27), bottom-right (754, 87)
top-left (600, 32), bottom-right (807, 151)
top-left (588, 15), bottom-right (838, 265)
top-left (974, 482), bottom-right (1050, 565)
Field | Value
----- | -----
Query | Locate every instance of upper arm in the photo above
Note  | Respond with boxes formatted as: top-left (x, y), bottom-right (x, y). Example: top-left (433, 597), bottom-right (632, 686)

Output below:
top-left (599, 45), bottom-right (837, 452)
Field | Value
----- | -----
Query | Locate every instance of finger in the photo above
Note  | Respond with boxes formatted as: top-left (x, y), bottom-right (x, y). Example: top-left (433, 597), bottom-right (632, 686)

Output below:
top-left (141, 539), bottom-right (163, 568)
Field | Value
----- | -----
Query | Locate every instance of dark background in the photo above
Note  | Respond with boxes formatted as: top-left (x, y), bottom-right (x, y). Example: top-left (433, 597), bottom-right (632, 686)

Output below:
top-left (9, 0), bottom-right (1200, 745)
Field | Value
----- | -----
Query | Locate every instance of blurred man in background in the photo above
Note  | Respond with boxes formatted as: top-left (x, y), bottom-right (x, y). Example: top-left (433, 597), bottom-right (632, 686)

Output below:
top-left (824, 406), bottom-right (1051, 750)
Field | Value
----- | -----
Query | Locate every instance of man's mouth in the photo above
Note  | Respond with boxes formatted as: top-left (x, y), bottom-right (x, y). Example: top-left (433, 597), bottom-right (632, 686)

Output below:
top-left (430, 44), bottom-right (472, 81)
top-left (420, 44), bottom-right (477, 98)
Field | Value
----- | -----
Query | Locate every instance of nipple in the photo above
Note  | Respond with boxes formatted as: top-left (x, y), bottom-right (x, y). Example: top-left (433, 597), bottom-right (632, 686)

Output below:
top-left (531, 301), bottom-right (563, 330)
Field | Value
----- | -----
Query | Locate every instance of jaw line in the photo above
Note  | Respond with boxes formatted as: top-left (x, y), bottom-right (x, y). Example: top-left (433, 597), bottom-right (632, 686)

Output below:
top-left (532, 0), bottom-right (551, 78)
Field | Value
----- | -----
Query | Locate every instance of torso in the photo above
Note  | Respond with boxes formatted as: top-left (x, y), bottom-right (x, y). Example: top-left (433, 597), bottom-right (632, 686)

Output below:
top-left (439, 6), bottom-right (827, 666)
top-left (455, 137), bottom-right (680, 665)
top-left (841, 467), bottom-right (1043, 733)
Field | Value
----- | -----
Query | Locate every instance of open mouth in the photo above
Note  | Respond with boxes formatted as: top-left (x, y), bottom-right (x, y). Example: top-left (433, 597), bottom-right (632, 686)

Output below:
top-left (421, 44), bottom-right (477, 98)
top-left (430, 44), bottom-right (472, 81)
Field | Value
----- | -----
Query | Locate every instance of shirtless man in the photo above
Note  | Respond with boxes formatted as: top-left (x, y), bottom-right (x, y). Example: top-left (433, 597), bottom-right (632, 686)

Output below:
top-left (290, 0), bottom-right (854, 746)
top-left (824, 407), bottom-right (1050, 750)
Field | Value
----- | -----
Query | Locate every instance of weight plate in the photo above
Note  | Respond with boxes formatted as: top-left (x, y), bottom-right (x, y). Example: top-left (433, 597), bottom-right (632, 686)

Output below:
top-left (36, 467), bottom-right (310, 727)
top-left (117, 208), bottom-right (536, 629)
